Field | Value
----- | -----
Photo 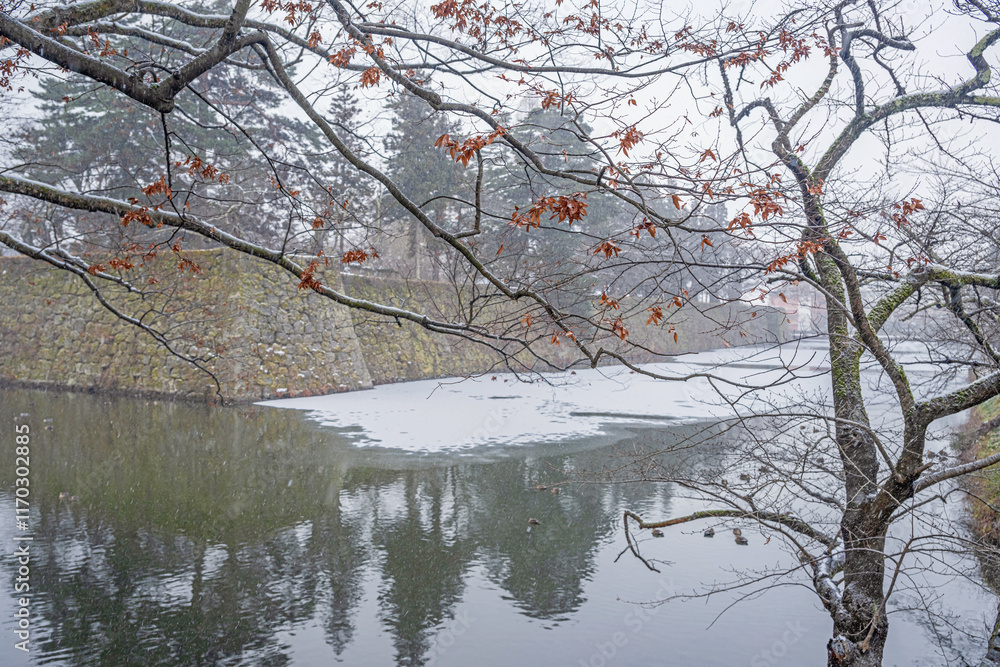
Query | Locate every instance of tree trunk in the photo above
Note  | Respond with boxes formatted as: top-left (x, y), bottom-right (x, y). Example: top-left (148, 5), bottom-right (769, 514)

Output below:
top-left (826, 534), bottom-right (889, 666)
top-left (828, 631), bottom-right (887, 667)
top-left (979, 602), bottom-right (1000, 667)
top-left (817, 251), bottom-right (890, 667)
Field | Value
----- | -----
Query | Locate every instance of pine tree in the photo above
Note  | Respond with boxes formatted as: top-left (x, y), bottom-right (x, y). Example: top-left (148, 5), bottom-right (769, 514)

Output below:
top-left (9, 1), bottom-right (328, 252)
top-left (382, 88), bottom-right (469, 280)
top-left (320, 84), bottom-right (374, 257)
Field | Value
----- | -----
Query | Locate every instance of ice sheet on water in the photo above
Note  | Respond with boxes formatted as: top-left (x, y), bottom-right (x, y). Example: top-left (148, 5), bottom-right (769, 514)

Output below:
top-left (258, 343), bottom-right (834, 452)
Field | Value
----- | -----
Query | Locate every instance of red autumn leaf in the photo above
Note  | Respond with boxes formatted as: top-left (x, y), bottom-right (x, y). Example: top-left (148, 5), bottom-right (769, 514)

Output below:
top-left (890, 197), bottom-right (925, 228)
top-left (510, 192), bottom-right (588, 231)
top-left (615, 125), bottom-right (644, 157)
top-left (360, 67), bottom-right (381, 88)
top-left (328, 47), bottom-right (356, 67)
top-left (611, 316), bottom-right (629, 341)
top-left (435, 127), bottom-right (506, 167)
top-left (175, 154), bottom-right (230, 184)
top-left (593, 240), bottom-right (621, 259)
top-left (107, 256), bottom-right (134, 271)
top-left (631, 218), bottom-right (656, 238)
top-left (177, 257), bottom-right (202, 274)
top-left (342, 247), bottom-right (380, 264)
top-left (298, 259), bottom-right (323, 292)
top-left (142, 175), bottom-right (172, 199)
top-left (121, 207), bottom-right (154, 228)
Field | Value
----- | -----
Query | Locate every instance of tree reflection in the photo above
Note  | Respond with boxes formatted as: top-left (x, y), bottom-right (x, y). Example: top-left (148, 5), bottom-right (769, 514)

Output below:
top-left (0, 389), bottom-right (680, 666)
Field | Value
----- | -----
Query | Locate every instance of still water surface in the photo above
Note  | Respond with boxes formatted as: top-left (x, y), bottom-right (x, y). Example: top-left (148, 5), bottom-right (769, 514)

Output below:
top-left (0, 360), bottom-right (995, 666)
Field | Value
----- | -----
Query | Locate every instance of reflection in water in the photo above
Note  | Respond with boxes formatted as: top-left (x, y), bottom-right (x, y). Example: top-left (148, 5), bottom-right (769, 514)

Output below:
top-left (0, 389), bottom-right (681, 666)
top-left (0, 388), bottom-right (994, 666)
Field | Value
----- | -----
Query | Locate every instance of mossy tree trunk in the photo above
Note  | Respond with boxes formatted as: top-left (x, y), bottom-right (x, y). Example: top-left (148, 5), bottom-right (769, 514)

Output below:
top-left (816, 252), bottom-right (890, 666)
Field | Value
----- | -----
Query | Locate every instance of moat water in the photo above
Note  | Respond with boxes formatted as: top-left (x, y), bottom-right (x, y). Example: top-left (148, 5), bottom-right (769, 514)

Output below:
top-left (0, 344), bottom-right (996, 666)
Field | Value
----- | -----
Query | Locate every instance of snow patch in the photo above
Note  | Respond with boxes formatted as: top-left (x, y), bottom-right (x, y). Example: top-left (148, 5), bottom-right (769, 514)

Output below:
top-left (259, 343), bottom-right (833, 452)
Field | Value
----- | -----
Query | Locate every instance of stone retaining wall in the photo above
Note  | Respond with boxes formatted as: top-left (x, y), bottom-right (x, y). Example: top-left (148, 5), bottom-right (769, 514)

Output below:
top-left (0, 250), bottom-right (785, 402)
top-left (0, 250), bottom-right (372, 402)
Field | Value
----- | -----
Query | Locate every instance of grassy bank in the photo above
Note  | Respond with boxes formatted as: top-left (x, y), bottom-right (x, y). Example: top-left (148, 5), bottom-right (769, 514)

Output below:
top-left (959, 396), bottom-right (1000, 541)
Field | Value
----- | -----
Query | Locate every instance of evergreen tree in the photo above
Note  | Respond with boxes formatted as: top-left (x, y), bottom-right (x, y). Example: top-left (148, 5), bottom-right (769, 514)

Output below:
top-left (320, 84), bottom-right (374, 257)
top-left (9, 1), bottom-right (328, 253)
top-left (483, 107), bottom-right (619, 311)
top-left (382, 88), bottom-right (469, 280)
